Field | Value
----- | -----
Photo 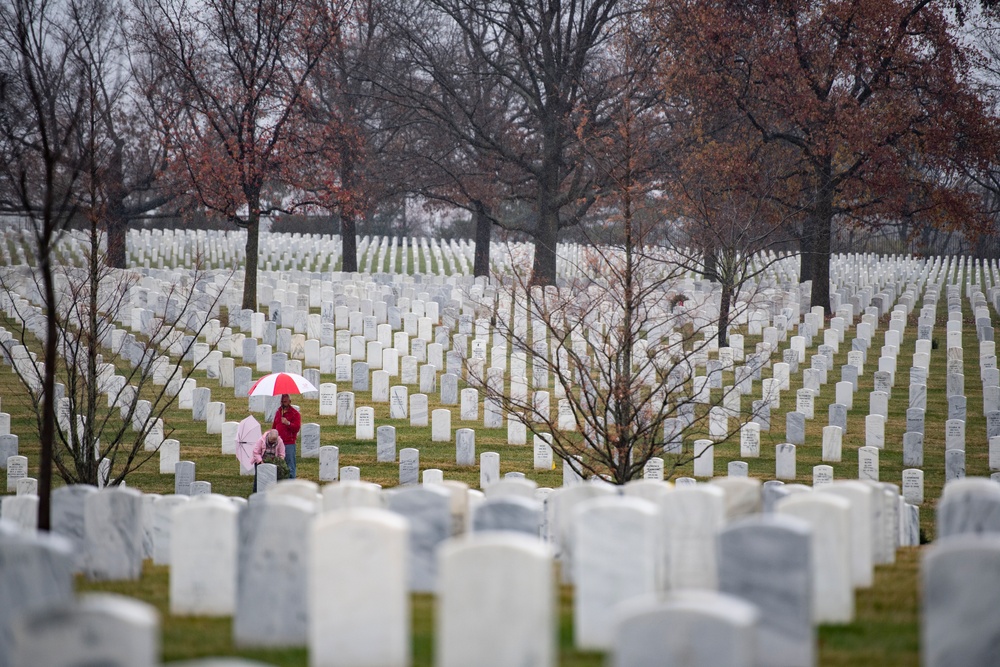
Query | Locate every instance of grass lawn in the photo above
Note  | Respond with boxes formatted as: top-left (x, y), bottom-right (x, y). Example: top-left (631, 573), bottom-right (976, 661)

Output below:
top-left (0, 259), bottom-right (983, 666)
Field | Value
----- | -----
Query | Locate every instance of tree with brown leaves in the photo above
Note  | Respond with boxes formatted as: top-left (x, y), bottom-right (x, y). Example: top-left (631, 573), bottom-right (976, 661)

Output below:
top-left (651, 0), bottom-right (1000, 313)
top-left (131, 0), bottom-right (350, 308)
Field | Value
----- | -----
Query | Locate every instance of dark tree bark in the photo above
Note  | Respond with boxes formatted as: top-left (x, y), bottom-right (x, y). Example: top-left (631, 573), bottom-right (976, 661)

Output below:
top-left (396, 0), bottom-right (631, 285)
top-left (808, 173), bottom-right (835, 315)
top-left (702, 249), bottom-right (718, 281)
top-left (105, 141), bottom-right (129, 269)
top-left (339, 139), bottom-right (360, 273)
top-left (799, 224), bottom-right (815, 286)
top-left (798, 159), bottom-right (834, 314)
top-left (718, 281), bottom-right (732, 348)
top-left (106, 215), bottom-right (128, 268)
top-left (37, 245), bottom-right (57, 531)
top-left (531, 206), bottom-right (560, 286)
top-left (243, 212), bottom-right (260, 311)
top-left (473, 200), bottom-right (492, 278)
top-left (341, 211), bottom-right (358, 273)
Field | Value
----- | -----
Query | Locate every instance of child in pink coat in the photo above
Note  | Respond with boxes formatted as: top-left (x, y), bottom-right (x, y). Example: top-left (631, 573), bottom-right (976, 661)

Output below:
top-left (252, 429), bottom-right (285, 492)
top-left (253, 428), bottom-right (285, 464)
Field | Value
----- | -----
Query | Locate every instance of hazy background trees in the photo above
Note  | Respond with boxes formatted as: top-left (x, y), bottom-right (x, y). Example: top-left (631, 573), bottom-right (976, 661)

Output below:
top-left (130, 0), bottom-right (349, 308)
top-left (0, 237), bottom-right (232, 489)
top-left (6, 0), bottom-right (1000, 306)
top-left (0, 0), bottom-right (103, 529)
top-left (5, 0), bottom-right (1000, 500)
top-left (388, 0), bottom-right (650, 285)
top-left (650, 0), bottom-right (1000, 313)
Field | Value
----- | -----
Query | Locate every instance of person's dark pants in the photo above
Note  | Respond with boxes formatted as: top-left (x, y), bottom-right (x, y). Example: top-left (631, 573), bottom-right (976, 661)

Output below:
top-left (253, 462), bottom-right (259, 493)
top-left (285, 444), bottom-right (297, 479)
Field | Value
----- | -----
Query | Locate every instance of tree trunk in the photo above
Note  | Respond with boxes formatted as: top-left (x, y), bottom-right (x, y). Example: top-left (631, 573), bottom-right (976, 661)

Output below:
top-left (39, 245), bottom-right (56, 531)
top-left (106, 215), bottom-right (128, 268)
top-left (473, 200), bottom-right (491, 278)
top-left (799, 160), bottom-right (835, 315)
top-left (702, 248), bottom-right (718, 281)
top-left (809, 211), bottom-right (832, 316)
top-left (83, 216), bottom-right (101, 483)
top-left (341, 211), bottom-right (358, 273)
top-left (718, 281), bottom-right (732, 348)
top-left (530, 210), bottom-right (558, 286)
top-left (530, 141), bottom-right (561, 286)
top-left (799, 226), bottom-right (814, 285)
top-left (338, 137), bottom-right (359, 273)
top-left (242, 211), bottom-right (260, 311)
top-left (808, 165), bottom-right (834, 316)
top-left (105, 141), bottom-right (128, 269)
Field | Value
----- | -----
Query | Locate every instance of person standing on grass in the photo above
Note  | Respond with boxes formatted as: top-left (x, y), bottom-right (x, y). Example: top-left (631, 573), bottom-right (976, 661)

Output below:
top-left (273, 393), bottom-right (301, 478)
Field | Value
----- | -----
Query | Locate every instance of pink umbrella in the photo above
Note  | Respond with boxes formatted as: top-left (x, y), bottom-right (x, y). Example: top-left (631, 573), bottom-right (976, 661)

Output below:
top-left (247, 371), bottom-right (318, 397)
top-left (235, 414), bottom-right (261, 474)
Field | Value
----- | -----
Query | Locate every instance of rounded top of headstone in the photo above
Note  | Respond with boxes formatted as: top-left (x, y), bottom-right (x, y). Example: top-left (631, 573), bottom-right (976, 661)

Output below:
top-left (256, 493), bottom-right (318, 515)
top-left (77, 592), bottom-right (160, 629)
top-left (672, 482), bottom-right (725, 499)
top-left (575, 494), bottom-right (659, 519)
top-left (550, 481), bottom-right (618, 505)
top-left (476, 495), bottom-right (543, 512)
top-left (710, 476), bottom-right (762, 492)
top-left (98, 486), bottom-right (144, 498)
top-left (622, 479), bottom-right (675, 498)
top-left (191, 492), bottom-right (229, 504)
top-left (269, 478), bottom-right (320, 497)
top-left (322, 479), bottom-right (382, 491)
top-left (724, 512), bottom-right (812, 537)
top-left (315, 506), bottom-right (408, 532)
top-left (941, 477), bottom-right (1000, 502)
top-left (483, 477), bottom-right (538, 499)
top-left (175, 494), bottom-right (237, 516)
top-left (924, 533), bottom-right (1000, 566)
top-left (154, 494), bottom-right (192, 507)
top-left (439, 529), bottom-right (553, 561)
top-left (824, 479), bottom-right (876, 496)
top-left (613, 590), bottom-right (759, 631)
top-left (776, 490), bottom-right (850, 514)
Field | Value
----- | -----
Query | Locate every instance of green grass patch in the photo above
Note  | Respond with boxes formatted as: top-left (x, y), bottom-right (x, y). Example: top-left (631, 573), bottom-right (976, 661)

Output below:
top-left (3, 262), bottom-right (988, 665)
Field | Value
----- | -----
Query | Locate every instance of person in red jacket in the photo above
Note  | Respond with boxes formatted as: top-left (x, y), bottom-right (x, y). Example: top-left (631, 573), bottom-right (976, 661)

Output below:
top-left (272, 394), bottom-right (301, 478)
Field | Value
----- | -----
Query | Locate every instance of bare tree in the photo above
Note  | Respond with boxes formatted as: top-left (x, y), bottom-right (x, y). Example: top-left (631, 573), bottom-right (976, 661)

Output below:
top-left (68, 0), bottom-right (175, 270)
top-left (375, 0), bottom-right (529, 278)
top-left (298, 0), bottom-right (436, 272)
top-left (455, 10), bottom-right (775, 483)
top-left (0, 226), bottom-right (233, 486)
top-left (131, 0), bottom-right (346, 309)
top-left (468, 234), bottom-right (769, 485)
top-left (0, 0), bottom-right (99, 529)
top-left (662, 135), bottom-right (802, 348)
top-left (464, 79), bottom-right (769, 484)
top-left (391, 0), bottom-right (643, 286)
top-left (391, 85), bottom-right (522, 279)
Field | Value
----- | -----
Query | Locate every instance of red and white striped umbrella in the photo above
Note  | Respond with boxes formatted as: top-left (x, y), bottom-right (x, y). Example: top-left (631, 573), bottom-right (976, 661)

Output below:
top-left (247, 372), bottom-right (318, 397)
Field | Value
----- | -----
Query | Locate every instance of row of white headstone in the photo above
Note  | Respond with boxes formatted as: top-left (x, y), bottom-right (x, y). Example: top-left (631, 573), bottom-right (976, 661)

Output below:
top-left (119, 228), bottom-right (478, 276)
top-left (0, 240), bottom-right (980, 504)
top-left (3, 474), bottom-right (1000, 666)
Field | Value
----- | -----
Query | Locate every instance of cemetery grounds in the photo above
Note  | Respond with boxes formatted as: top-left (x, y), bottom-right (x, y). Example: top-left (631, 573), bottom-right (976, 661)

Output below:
top-left (4, 232), bottom-right (984, 666)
